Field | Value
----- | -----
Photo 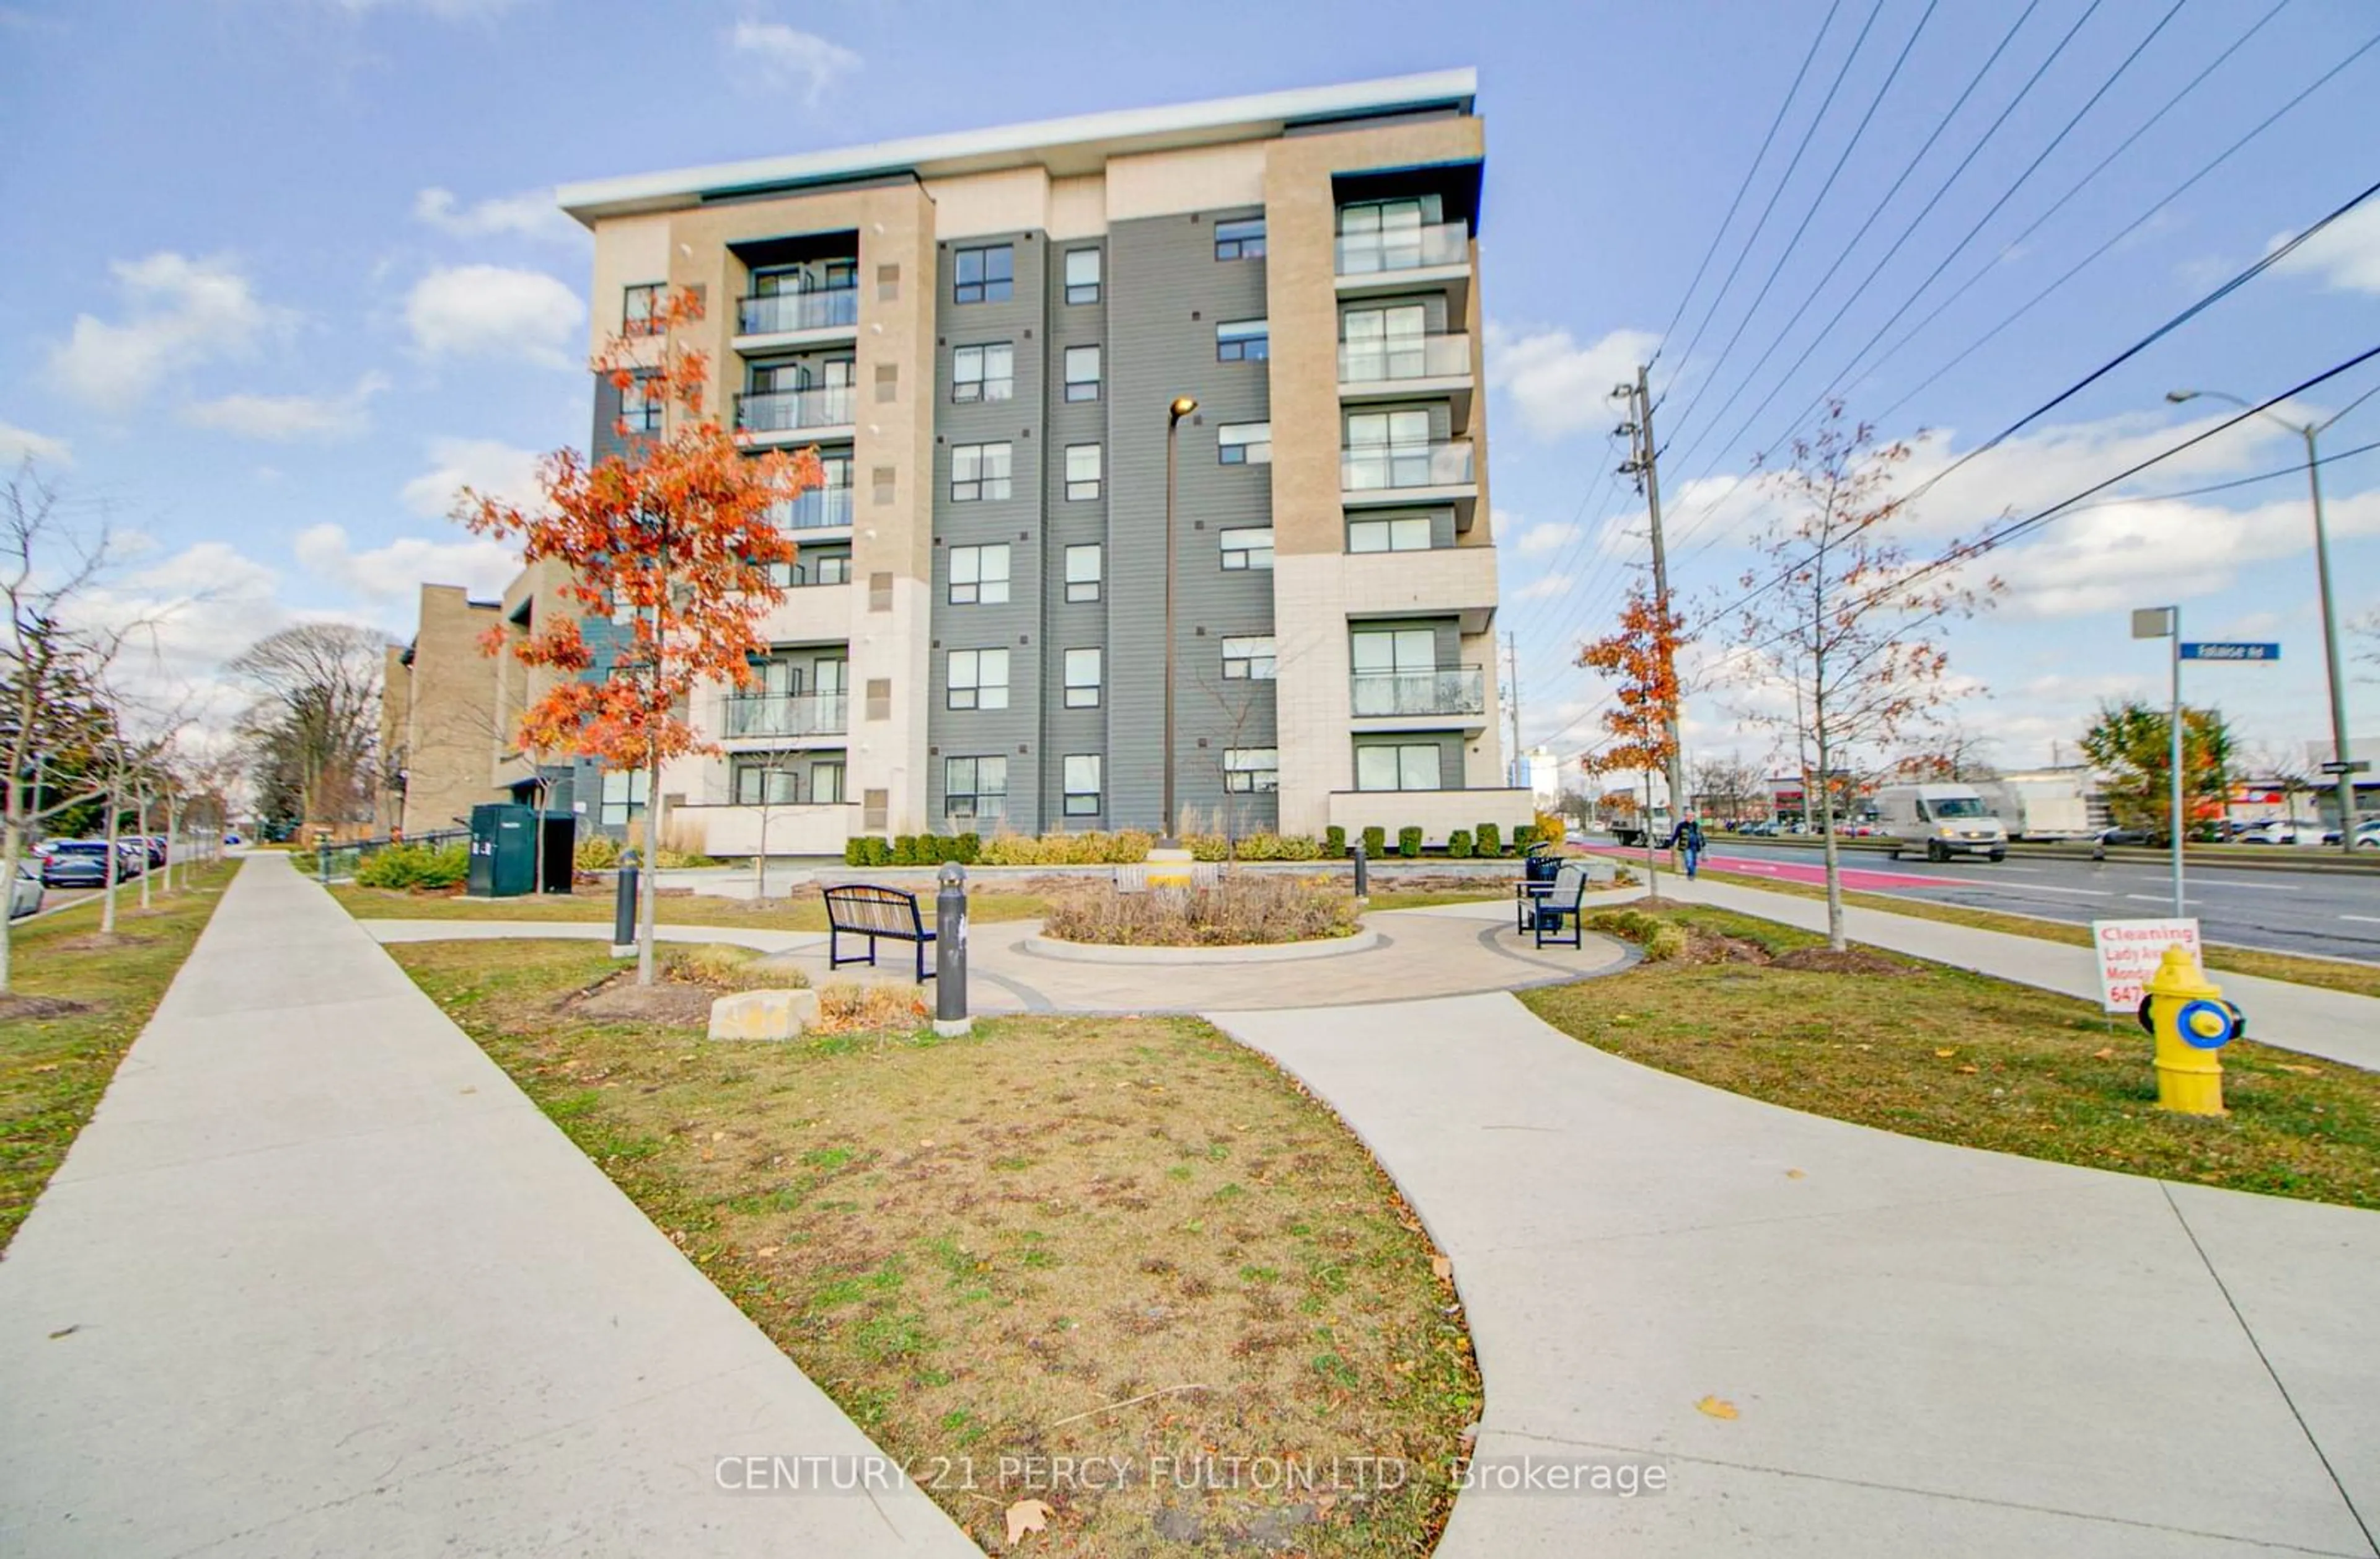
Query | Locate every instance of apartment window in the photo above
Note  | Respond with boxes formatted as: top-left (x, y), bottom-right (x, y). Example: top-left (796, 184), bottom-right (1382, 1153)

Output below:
top-left (1356, 741), bottom-right (1445, 792)
top-left (1065, 443), bottom-right (1102, 501)
top-left (622, 283), bottom-right (663, 337)
top-left (1222, 635), bottom-right (1276, 680)
top-left (811, 552), bottom-right (853, 586)
top-left (1064, 248), bottom-right (1101, 304)
top-left (813, 761), bottom-right (845, 805)
top-left (1343, 303), bottom-right (1428, 380)
top-left (1064, 543), bottom-right (1102, 603)
top-left (1063, 754), bottom-right (1102, 817)
top-left (950, 442), bottom-right (1012, 502)
top-left (944, 756), bottom-right (1008, 824)
top-left (1349, 515), bottom-right (1435, 553)
top-left (1214, 218), bottom-right (1266, 260)
top-left (599, 768), bottom-right (648, 827)
top-left (1216, 319), bottom-right (1269, 361)
top-left (1063, 647), bottom-right (1102, 709)
top-left (948, 543), bottom-right (1011, 606)
top-left (618, 374), bottom-right (663, 434)
top-left (951, 343), bottom-right (1014, 403)
top-left (954, 244), bottom-right (1013, 304)
top-left (1063, 345), bottom-right (1101, 402)
top-left (947, 648), bottom-right (1010, 710)
top-left (1218, 422), bottom-right (1271, 465)
top-left (1345, 408), bottom-right (1434, 489)
top-left (1224, 748), bottom-right (1279, 793)
top-left (733, 756), bottom-right (801, 807)
top-left (1219, 527), bottom-right (1274, 570)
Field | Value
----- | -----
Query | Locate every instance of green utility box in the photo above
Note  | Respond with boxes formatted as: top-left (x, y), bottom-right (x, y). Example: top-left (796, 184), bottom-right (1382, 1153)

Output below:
top-left (467, 803), bottom-right (539, 898)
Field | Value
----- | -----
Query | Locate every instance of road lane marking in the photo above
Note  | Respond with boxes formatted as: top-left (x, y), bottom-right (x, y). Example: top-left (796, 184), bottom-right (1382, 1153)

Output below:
top-left (2343, 914), bottom-right (2380, 924)
top-left (2126, 894), bottom-right (2198, 905)
top-left (2198, 880), bottom-right (2305, 893)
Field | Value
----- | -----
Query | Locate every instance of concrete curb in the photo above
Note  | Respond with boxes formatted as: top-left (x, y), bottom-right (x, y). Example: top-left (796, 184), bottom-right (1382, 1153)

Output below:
top-left (1018, 927), bottom-right (1382, 964)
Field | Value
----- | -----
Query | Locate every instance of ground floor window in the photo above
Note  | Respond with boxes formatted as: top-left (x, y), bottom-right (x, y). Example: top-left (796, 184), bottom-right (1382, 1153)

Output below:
top-left (1355, 741), bottom-right (1444, 792)
top-left (1063, 754), bottom-right (1101, 816)
top-left (599, 768), bottom-right (648, 827)
top-left (732, 756), bottom-right (802, 806)
top-left (1223, 748), bottom-right (1279, 793)
top-left (812, 762), bottom-right (844, 805)
top-left (945, 755), bottom-right (1008, 824)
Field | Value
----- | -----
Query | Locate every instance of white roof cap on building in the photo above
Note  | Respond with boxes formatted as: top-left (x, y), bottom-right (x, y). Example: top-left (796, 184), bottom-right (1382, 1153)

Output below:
top-left (556, 69), bottom-right (1478, 225)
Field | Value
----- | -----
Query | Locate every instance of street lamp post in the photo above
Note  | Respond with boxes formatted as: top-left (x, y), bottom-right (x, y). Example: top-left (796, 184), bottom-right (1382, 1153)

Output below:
top-left (1161, 395), bottom-right (1197, 851)
top-left (2167, 388), bottom-right (2361, 852)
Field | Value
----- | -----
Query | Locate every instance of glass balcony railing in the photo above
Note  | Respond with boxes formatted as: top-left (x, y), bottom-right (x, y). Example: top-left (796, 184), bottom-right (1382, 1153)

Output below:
top-left (1334, 221), bottom-right (1470, 277)
top-left (1351, 666), bottom-right (1487, 718)
top-left (721, 692), bottom-right (848, 740)
top-left (766, 486), bottom-right (855, 531)
top-left (1338, 332), bottom-right (1472, 384)
top-left (736, 386), bottom-right (855, 434)
top-left (1341, 439), bottom-right (1474, 492)
top-left (738, 285), bottom-right (859, 335)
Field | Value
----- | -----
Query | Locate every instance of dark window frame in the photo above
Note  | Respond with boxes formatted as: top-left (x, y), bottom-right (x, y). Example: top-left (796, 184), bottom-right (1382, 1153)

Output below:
top-left (1214, 218), bottom-right (1267, 261)
top-left (1216, 319), bottom-right (1269, 362)
top-left (954, 244), bottom-right (1014, 305)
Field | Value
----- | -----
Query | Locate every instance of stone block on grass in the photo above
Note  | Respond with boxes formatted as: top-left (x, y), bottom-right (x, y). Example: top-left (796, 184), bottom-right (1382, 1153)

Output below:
top-left (707, 988), bottom-right (821, 1041)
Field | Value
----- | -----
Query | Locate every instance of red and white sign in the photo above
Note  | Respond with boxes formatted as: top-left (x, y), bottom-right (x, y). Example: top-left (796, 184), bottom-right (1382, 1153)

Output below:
top-left (2091, 917), bottom-right (2202, 1014)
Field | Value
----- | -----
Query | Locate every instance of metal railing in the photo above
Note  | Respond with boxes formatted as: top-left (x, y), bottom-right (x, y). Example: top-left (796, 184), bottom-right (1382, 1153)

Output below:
top-left (1334, 220), bottom-right (1470, 276)
top-left (736, 385), bottom-right (855, 433)
top-left (721, 692), bottom-right (849, 739)
top-left (1338, 332), bottom-right (1471, 384)
top-left (315, 826), bottom-right (470, 883)
top-left (738, 285), bottom-right (858, 335)
top-left (766, 486), bottom-right (855, 530)
top-left (1341, 439), bottom-right (1474, 492)
top-left (1351, 665), bottom-right (1487, 717)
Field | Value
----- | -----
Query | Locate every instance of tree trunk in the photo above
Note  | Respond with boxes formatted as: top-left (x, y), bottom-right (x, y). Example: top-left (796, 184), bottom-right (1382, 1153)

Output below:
top-left (102, 780), bottom-right (121, 937)
top-left (755, 795), bottom-right (770, 903)
top-left (1813, 707), bottom-right (1846, 953)
top-left (637, 748), bottom-right (663, 986)
top-left (0, 810), bottom-right (21, 992)
top-left (138, 787), bottom-right (154, 911)
top-left (1643, 771), bottom-right (1659, 903)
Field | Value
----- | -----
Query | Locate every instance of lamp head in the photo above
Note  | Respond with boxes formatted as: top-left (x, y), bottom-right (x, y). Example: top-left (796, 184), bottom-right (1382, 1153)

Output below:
top-left (1169, 395), bottom-right (1199, 420)
top-left (2165, 390), bottom-right (2198, 405)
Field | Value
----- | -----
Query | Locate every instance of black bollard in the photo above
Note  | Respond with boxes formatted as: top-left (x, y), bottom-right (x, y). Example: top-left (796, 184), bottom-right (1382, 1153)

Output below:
top-left (1351, 838), bottom-right (1368, 898)
top-left (317, 841), bottom-right (332, 884)
top-left (612, 848), bottom-right (640, 956)
top-left (935, 861), bottom-right (971, 1036)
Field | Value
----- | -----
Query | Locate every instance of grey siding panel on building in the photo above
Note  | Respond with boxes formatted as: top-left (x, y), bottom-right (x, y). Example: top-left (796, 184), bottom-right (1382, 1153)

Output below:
top-left (928, 232), bottom-right (1049, 831)
top-left (590, 373), bottom-right (628, 462)
top-left (1106, 212), bottom-right (1277, 835)
top-left (1040, 238), bottom-right (1111, 827)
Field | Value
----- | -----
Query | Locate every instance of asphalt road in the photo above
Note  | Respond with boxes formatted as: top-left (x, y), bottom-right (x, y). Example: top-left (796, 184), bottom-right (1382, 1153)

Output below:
top-left (1624, 840), bottom-right (2380, 965)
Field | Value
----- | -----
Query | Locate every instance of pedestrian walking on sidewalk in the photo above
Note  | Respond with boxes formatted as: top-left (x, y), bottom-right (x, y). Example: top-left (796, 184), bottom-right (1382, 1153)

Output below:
top-left (1668, 814), bottom-right (1706, 880)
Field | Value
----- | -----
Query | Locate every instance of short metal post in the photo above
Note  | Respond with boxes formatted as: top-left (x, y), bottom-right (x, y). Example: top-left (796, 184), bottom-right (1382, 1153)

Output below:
top-left (1352, 839), bottom-right (1369, 899)
top-left (611, 849), bottom-right (639, 957)
top-left (935, 862), bottom-right (971, 1036)
top-left (317, 841), bottom-right (331, 884)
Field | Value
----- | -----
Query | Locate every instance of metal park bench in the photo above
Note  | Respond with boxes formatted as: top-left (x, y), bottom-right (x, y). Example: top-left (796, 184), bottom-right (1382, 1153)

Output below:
top-left (822, 884), bottom-right (937, 982)
top-left (1517, 862), bottom-right (1593, 949)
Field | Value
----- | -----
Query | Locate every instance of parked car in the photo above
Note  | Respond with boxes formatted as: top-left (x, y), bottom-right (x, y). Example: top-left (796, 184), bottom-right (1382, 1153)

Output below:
top-left (2318, 821), bottom-right (2380, 849)
top-left (11, 863), bottom-right (42, 919)
top-left (2094, 825), bottom-right (2151, 847)
top-left (136, 834), bottom-right (169, 867)
top-left (1739, 820), bottom-right (1780, 837)
top-left (41, 841), bottom-right (117, 888)
top-left (2236, 821), bottom-right (2316, 846)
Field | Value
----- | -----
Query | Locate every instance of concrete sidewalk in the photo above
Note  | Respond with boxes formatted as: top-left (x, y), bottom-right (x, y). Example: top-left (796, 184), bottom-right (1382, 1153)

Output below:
top-left (0, 854), bottom-right (976, 1558)
top-left (1214, 993), bottom-right (2380, 1558)
top-left (1639, 873), bottom-right (2380, 1072)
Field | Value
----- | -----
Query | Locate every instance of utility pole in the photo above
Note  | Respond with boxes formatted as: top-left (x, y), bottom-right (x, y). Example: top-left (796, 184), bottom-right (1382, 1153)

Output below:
top-left (1616, 365), bottom-right (1686, 829)
top-left (1504, 631), bottom-right (1523, 789)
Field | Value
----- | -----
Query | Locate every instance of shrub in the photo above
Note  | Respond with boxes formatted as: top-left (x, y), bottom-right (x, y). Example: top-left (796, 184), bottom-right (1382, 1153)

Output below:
top-left (1476, 822), bottom-right (1502, 858)
top-left (1323, 824), bottom-right (1347, 859)
top-left (356, 841), bottom-right (468, 891)
top-left (651, 849), bottom-right (718, 870)
top-left (845, 836), bottom-right (877, 867)
top-left (956, 831), bottom-right (982, 865)
top-left (1041, 875), bottom-right (1358, 947)
top-left (574, 834), bottom-right (622, 872)
top-left (1587, 908), bottom-right (1689, 962)
top-left (1514, 824), bottom-right (1540, 854)
top-left (1533, 810), bottom-right (1569, 848)
top-left (1397, 826), bottom-right (1423, 859)
top-left (1361, 826), bottom-right (1387, 859)
top-left (1278, 835), bottom-right (1321, 861)
top-left (662, 942), bottom-right (808, 991)
top-left (1185, 833), bottom-right (1230, 862)
top-left (891, 834), bottom-right (918, 866)
top-left (1446, 829), bottom-right (1473, 859)
top-left (813, 983), bottom-right (930, 1034)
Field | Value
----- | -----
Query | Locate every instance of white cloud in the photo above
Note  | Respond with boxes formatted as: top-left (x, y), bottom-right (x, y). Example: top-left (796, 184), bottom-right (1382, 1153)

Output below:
top-left (48, 252), bottom-right (289, 413)
top-left (413, 186), bottom-right (582, 245)
top-left (295, 521), bottom-right (519, 606)
top-left (727, 20), bottom-right (862, 104)
top-left (400, 436), bottom-right (545, 519)
top-left (0, 421), bottom-right (71, 467)
top-left (1514, 520), bottom-right (1579, 557)
top-left (1514, 573), bottom-right (1575, 603)
top-left (2268, 200), bottom-right (2380, 294)
top-left (1483, 320), bottom-right (1660, 441)
top-left (180, 372), bottom-right (389, 441)
top-left (404, 265), bottom-right (584, 366)
top-left (319, 0), bottom-right (520, 17)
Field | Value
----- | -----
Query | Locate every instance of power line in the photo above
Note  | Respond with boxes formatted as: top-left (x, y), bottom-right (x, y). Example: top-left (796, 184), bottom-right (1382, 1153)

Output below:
top-left (2058, 430), bottom-right (2380, 514)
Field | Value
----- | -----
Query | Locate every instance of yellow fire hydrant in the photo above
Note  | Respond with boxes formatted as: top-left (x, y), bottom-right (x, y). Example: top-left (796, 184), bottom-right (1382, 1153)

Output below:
top-left (2138, 944), bottom-right (2245, 1116)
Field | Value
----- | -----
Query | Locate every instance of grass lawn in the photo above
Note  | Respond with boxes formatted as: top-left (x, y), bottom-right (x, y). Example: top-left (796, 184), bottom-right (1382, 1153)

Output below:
top-left (1, 863), bottom-right (236, 1252)
top-left (1522, 904), bottom-right (2380, 1212)
top-left (390, 939), bottom-right (1481, 1557)
top-left (332, 880), bottom-right (1057, 931)
top-left (1691, 865), bottom-right (2380, 1001)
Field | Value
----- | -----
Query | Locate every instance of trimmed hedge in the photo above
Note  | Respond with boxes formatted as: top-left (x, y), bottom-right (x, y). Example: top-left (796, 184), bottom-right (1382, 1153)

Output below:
top-left (1397, 826), bottom-right (1423, 859)
top-left (1324, 825), bottom-right (1348, 859)
top-left (1446, 829), bottom-right (1473, 859)
top-left (1361, 826), bottom-right (1387, 859)
top-left (355, 841), bottom-right (468, 891)
top-left (1475, 822), bottom-right (1502, 857)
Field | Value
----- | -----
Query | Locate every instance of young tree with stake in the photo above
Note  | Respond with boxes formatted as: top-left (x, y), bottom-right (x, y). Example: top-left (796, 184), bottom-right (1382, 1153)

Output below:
top-left (459, 286), bottom-right (818, 985)
top-left (1579, 583), bottom-right (1685, 898)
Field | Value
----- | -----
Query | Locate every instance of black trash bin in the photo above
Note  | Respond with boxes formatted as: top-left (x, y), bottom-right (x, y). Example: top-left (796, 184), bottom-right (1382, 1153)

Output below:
top-left (537, 811), bottom-right (576, 894)
top-left (467, 803), bottom-right (539, 898)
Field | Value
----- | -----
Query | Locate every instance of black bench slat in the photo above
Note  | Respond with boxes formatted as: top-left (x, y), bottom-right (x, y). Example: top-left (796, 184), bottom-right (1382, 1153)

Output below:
top-left (822, 885), bottom-right (937, 983)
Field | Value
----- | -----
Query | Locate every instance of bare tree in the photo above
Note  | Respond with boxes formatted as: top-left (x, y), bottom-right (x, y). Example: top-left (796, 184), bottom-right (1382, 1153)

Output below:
top-left (1690, 751), bottom-right (1765, 826)
top-left (229, 623), bottom-right (391, 835)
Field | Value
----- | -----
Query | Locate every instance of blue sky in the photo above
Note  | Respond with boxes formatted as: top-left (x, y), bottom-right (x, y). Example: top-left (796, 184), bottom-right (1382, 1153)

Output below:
top-left (2, 0), bottom-right (2375, 780)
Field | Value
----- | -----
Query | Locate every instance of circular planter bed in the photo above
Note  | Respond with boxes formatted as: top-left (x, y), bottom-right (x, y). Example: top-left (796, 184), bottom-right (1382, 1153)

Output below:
top-left (1020, 926), bottom-right (1383, 963)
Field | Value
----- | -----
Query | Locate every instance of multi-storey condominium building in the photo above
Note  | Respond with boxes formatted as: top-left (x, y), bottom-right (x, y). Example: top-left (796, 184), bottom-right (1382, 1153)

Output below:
top-left (556, 69), bottom-right (1526, 854)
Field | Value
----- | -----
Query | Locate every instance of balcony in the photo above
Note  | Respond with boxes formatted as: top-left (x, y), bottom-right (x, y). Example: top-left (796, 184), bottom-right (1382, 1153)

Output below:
top-left (720, 692), bottom-right (848, 741)
top-left (766, 485), bottom-right (854, 532)
top-left (1338, 330), bottom-right (1473, 415)
top-left (1335, 221), bottom-right (1471, 301)
top-left (736, 386), bottom-right (855, 442)
top-left (1342, 439), bottom-right (1476, 521)
top-left (734, 285), bottom-right (860, 352)
top-left (1351, 665), bottom-right (1486, 719)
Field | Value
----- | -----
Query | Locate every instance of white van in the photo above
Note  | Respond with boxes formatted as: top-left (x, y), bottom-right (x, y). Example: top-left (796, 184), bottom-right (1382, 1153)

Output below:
top-left (1875, 784), bottom-right (2008, 863)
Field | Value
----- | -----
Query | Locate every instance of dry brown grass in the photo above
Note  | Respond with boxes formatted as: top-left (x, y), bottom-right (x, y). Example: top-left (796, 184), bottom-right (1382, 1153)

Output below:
top-left (392, 939), bottom-right (1479, 1556)
top-left (1041, 877), bottom-right (1360, 947)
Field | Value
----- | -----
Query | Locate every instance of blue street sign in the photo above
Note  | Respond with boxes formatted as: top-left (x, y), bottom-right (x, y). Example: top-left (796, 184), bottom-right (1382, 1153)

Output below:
top-left (2179, 642), bottom-right (2280, 662)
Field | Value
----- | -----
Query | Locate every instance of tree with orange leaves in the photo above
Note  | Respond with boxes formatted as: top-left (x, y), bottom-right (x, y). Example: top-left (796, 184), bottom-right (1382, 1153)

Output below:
top-left (1578, 582), bottom-right (1685, 894)
top-left (457, 286), bottom-right (820, 984)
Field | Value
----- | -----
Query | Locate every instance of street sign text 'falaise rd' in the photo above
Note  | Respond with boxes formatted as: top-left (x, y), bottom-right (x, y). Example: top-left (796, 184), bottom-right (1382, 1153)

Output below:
top-left (2177, 642), bottom-right (2280, 662)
